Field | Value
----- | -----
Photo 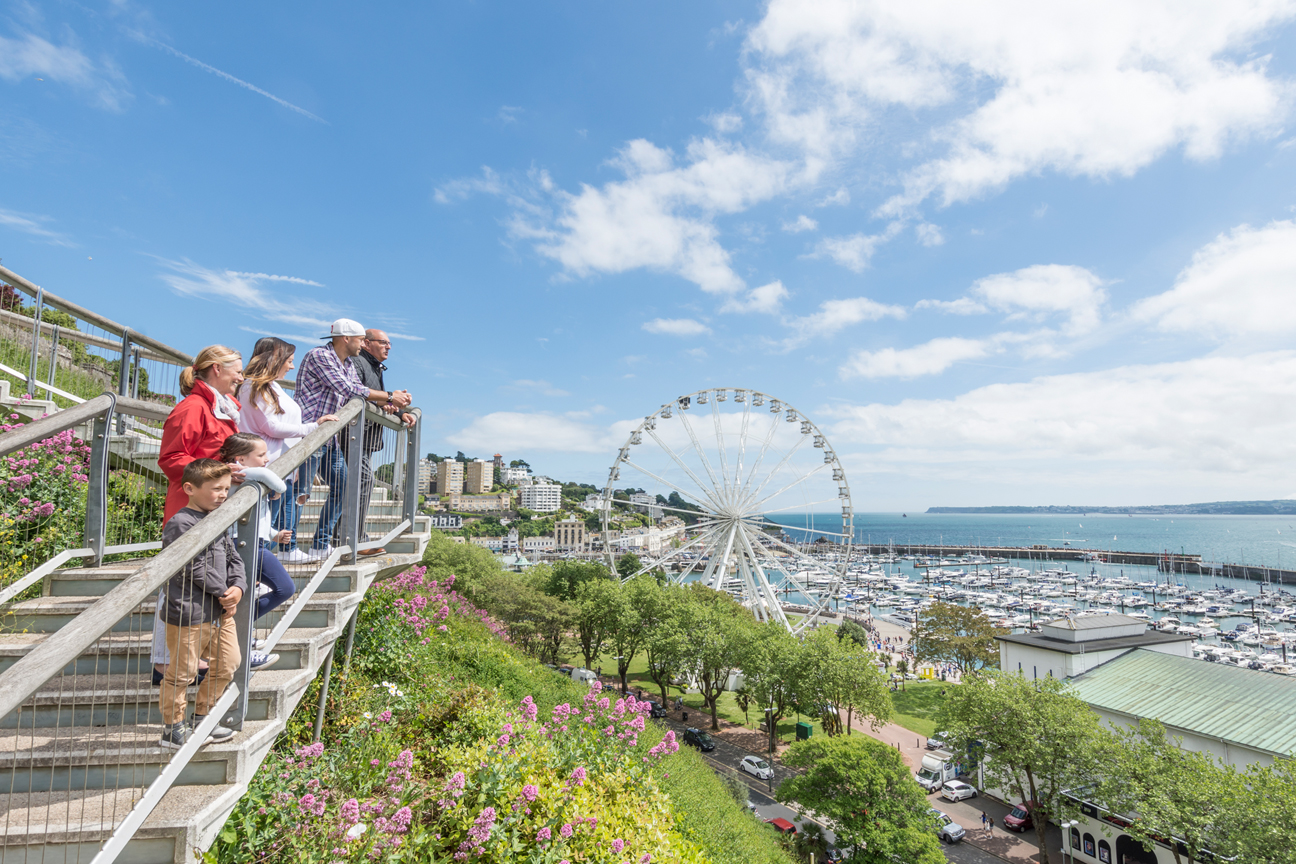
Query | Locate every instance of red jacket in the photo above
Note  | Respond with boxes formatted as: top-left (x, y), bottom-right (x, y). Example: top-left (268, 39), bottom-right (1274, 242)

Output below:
top-left (158, 385), bottom-right (241, 523)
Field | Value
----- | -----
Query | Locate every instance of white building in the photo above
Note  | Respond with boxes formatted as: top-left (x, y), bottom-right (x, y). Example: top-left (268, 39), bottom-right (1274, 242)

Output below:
top-left (470, 536), bottom-right (503, 552)
top-left (519, 482), bottom-right (562, 513)
top-left (581, 493), bottom-right (608, 512)
top-left (523, 536), bottom-right (556, 554)
top-left (429, 514), bottom-right (463, 530)
top-left (608, 521), bottom-right (685, 555)
top-left (418, 459), bottom-right (436, 494)
top-left (628, 492), bottom-right (663, 520)
top-left (501, 466), bottom-right (531, 485)
top-left (996, 613), bottom-right (1193, 682)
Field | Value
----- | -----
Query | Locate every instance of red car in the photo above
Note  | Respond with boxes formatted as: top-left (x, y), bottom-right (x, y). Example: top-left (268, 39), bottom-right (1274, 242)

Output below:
top-left (1003, 803), bottom-right (1036, 832)
top-left (766, 818), bottom-right (798, 836)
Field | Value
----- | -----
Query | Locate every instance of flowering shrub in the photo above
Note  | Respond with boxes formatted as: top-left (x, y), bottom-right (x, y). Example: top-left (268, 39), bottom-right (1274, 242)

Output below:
top-left (431, 686), bottom-right (701, 864)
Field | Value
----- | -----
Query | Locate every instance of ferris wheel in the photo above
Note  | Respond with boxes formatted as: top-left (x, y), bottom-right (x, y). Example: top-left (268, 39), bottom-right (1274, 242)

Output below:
top-left (601, 388), bottom-right (854, 634)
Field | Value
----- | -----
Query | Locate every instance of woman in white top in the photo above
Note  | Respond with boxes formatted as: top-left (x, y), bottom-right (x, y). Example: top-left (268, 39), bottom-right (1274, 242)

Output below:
top-left (237, 337), bottom-right (336, 563)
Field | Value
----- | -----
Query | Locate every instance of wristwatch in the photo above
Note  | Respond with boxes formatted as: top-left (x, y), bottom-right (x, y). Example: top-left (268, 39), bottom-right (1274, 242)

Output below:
top-left (385, 391), bottom-right (393, 405)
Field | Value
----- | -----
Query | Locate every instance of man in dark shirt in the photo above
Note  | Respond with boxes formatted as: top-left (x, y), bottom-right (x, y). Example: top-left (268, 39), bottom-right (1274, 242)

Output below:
top-left (348, 329), bottom-right (415, 555)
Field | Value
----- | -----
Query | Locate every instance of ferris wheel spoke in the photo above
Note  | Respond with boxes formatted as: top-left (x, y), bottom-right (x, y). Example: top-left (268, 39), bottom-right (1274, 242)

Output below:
top-left (676, 408), bottom-right (727, 510)
top-left (733, 393), bottom-right (753, 499)
top-left (740, 428), bottom-right (812, 509)
top-left (755, 496), bottom-right (842, 517)
top-left (624, 527), bottom-right (723, 579)
top-left (738, 410), bottom-right (781, 505)
top-left (744, 460), bottom-right (832, 513)
top-left (748, 517), bottom-right (854, 540)
top-left (709, 396), bottom-right (733, 506)
top-left (734, 523), bottom-right (790, 630)
top-left (644, 428), bottom-right (725, 512)
top-left (709, 523), bottom-right (741, 590)
top-left (621, 459), bottom-right (720, 514)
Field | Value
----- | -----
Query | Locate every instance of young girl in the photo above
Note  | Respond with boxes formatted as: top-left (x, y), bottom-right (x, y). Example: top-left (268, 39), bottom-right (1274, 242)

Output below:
top-left (218, 434), bottom-right (298, 645)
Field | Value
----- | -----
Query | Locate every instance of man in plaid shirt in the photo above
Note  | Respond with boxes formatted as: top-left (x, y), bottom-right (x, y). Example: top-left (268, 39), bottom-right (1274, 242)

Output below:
top-left (297, 319), bottom-right (411, 557)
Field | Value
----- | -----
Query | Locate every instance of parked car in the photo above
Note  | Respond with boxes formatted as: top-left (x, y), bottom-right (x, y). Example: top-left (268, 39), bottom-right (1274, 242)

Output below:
top-left (766, 817), bottom-right (797, 836)
top-left (1003, 803), bottom-right (1036, 832)
top-left (823, 845), bottom-right (855, 862)
top-left (644, 699), bottom-right (668, 719)
top-left (925, 731), bottom-right (950, 750)
top-left (941, 780), bottom-right (977, 802)
top-left (904, 672), bottom-right (918, 680)
top-left (740, 755), bottom-right (774, 780)
top-left (929, 809), bottom-right (966, 844)
top-left (683, 727), bottom-right (716, 752)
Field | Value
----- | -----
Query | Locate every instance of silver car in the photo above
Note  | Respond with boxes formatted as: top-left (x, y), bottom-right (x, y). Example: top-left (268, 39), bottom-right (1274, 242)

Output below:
top-left (740, 755), bottom-right (774, 780)
top-left (929, 809), bottom-right (966, 844)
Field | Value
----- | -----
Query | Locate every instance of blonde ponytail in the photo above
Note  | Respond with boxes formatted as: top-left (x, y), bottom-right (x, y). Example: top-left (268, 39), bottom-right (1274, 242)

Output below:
top-left (180, 345), bottom-right (242, 397)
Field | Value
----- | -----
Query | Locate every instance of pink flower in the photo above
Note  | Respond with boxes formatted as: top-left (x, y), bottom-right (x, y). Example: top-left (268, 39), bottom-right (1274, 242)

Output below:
top-left (340, 798), bottom-right (359, 825)
top-left (536, 827), bottom-right (551, 841)
top-left (560, 823), bottom-right (573, 838)
top-left (569, 766), bottom-right (587, 786)
top-left (520, 784), bottom-right (539, 802)
top-left (612, 838), bottom-right (625, 854)
top-left (377, 710), bottom-right (392, 723)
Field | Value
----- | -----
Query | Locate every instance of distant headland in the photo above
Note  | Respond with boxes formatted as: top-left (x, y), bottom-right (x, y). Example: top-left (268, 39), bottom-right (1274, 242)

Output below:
top-left (926, 500), bottom-right (1296, 515)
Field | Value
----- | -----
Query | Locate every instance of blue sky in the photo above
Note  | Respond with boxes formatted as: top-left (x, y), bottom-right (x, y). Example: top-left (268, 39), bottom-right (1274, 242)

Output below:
top-left (3, 1), bottom-right (1296, 509)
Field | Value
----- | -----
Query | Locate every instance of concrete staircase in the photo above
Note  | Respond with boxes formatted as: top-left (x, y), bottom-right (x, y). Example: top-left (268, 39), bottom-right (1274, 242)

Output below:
top-left (0, 519), bottom-right (430, 863)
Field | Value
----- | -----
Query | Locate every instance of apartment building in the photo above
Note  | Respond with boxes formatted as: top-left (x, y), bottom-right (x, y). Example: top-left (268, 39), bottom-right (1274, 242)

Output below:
top-left (519, 482), bottom-right (562, 513)
top-left (465, 459), bottom-right (493, 494)
top-left (418, 459), bottom-right (436, 494)
top-left (447, 491), bottom-right (512, 513)
top-left (436, 458), bottom-right (464, 496)
top-left (554, 517), bottom-right (587, 551)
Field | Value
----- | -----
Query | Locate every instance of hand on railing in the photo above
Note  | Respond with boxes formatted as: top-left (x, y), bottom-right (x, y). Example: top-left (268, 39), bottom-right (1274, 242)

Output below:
top-left (319, 413), bottom-right (339, 424)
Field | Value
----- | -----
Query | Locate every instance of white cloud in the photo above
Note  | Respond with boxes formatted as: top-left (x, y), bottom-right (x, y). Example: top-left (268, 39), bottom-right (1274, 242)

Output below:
top-left (970, 264), bottom-right (1106, 335)
top-left (498, 105), bottom-right (523, 124)
top-left (721, 280), bottom-right (788, 314)
top-left (839, 336), bottom-right (992, 379)
top-left (915, 223), bottom-right (945, 247)
top-left (642, 317), bottom-right (712, 336)
top-left (782, 214), bottom-right (818, 233)
top-left (914, 297), bottom-right (987, 315)
top-left (817, 187), bottom-right (850, 207)
top-left (0, 30), bottom-right (129, 110)
top-left (783, 295), bottom-right (907, 346)
top-left (705, 111), bottom-right (744, 133)
top-left (812, 221), bottom-right (903, 272)
top-left (447, 412), bottom-right (636, 454)
top-left (744, 1), bottom-right (1296, 213)
top-left (1134, 220), bottom-right (1296, 338)
top-left (827, 352), bottom-right (1296, 481)
top-left (514, 138), bottom-right (796, 295)
top-left (0, 207), bottom-right (74, 246)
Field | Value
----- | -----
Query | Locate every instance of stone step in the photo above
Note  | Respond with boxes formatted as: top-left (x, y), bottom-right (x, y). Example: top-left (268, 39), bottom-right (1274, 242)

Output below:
top-left (0, 719), bottom-right (278, 792)
top-left (0, 781), bottom-right (243, 863)
top-left (3, 666), bottom-right (319, 730)
top-left (46, 560), bottom-right (361, 598)
top-left (0, 625), bottom-right (339, 676)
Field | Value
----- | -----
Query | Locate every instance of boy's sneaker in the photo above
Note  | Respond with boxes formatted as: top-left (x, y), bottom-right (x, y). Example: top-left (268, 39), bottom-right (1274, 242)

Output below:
top-left (252, 638), bottom-right (266, 651)
top-left (281, 547), bottom-right (312, 564)
top-left (306, 545), bottom-right (333, 561)
top-left (192, 715), bottom-right (235, 743)
top-left (159, 721), bottom-right (207, 750)
top-left (250, 652), bottom-right (280, 671)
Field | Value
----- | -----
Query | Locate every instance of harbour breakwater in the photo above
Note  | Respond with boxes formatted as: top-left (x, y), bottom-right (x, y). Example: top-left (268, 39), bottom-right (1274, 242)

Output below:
top-left (855, 544), bottom-right (1296, 585)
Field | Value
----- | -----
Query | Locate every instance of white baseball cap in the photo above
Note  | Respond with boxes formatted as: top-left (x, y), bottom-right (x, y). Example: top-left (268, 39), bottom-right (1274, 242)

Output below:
top-left (323, 318), bottom-right (365, 339)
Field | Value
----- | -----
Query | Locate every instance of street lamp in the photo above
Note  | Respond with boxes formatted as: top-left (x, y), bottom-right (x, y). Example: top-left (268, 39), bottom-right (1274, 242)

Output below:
top-left (1060, 820), bottom-right (1079, 864)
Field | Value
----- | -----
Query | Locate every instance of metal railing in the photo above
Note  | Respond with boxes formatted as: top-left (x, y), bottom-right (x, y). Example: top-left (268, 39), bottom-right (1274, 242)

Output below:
top-left (0, 264), bottom-right (190, 413)
top-left (0, 391), bottom-right (424, 864)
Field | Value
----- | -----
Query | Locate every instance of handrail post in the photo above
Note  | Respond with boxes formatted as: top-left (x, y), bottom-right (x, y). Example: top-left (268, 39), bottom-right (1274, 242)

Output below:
top-left (222, 488), bottom-right (262, 732)
top-left (339, 403), bottom-right (365, 564)
top-left (117, 328), bottom-right (131, 434)
top-left (46, 323), bottom-right (59, 391)
top-left (26, 285), bottom-right (42, 395)
top-left (84, 396), bottom-right (116, 567)
top-left (402, 415), bottom-right (420, 530)
top-left (130, 346), bottom-right (142, 399)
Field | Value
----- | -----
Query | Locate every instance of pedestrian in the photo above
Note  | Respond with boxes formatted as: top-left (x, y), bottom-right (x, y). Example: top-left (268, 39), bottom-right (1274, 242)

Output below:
top-left (295, 319), bottom-right (408, 558)
top-left (987, 815), bottom-right (995, 835)
top-left (981, 812), bottom-right (987, 830)
top-left (348, 329), bottom-right (415, 555)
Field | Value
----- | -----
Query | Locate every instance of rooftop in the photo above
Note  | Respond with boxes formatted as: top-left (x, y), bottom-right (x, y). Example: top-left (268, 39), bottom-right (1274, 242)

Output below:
top-left (1042, 613), bottom-right (1145, 630)
top-left (1069, 649), bottom-right (1296, 758)
top-left (995, 629), bottom-right (1194, 655)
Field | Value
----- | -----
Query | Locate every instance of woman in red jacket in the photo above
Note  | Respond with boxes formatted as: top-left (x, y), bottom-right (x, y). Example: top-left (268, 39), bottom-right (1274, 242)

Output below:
top-left (158, 345), bottom-right (246, 523)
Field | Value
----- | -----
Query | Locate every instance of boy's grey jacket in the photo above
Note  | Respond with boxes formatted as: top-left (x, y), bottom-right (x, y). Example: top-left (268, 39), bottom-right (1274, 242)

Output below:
top-left (160, 507), bottom-right (249, 626)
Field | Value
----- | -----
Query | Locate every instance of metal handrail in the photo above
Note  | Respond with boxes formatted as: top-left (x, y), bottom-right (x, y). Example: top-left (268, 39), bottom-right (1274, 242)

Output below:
top-left (0, 264), bottom-right (193, 367)
top-left (0, 307), bottom-right (181, 365)
top-left (0, 397), bottom-right (367, 724)
top-left (0, 392), bottom-right (116, 455)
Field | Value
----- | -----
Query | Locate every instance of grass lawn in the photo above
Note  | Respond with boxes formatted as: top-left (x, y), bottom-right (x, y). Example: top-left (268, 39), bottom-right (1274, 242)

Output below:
top-left (584, 646), bottom-right (826, 743)
top-left (888, 680), bottom-right (956, 737)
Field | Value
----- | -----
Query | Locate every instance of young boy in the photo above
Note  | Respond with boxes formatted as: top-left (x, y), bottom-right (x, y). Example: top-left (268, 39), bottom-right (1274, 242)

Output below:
top-left (158, 458), bottom-right (247, 749)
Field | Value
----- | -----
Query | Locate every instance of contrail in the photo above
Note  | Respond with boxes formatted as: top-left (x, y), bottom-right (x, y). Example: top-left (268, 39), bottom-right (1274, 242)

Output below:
top-left (142, 35), bottom-right (325, 124)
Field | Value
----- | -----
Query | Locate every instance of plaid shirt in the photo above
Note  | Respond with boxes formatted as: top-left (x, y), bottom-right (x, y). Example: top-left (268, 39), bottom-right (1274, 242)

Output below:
top-left (296, 344), bottom-right (370, 424)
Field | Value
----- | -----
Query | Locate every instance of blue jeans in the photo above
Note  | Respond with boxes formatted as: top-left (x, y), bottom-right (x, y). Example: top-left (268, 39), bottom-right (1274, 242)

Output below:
top-left (256, 542), bottom-right (296, 619)
top-left (306, 442), bottom-right (347, 551)
top-left (270, 472), bottom-right (307, 550)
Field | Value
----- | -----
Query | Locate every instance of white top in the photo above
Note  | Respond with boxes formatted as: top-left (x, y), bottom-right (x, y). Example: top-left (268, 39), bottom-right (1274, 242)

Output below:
top-left (239, 466), bottom-right (287, 543)
top-left (237, 381), bottom-right (318, 464)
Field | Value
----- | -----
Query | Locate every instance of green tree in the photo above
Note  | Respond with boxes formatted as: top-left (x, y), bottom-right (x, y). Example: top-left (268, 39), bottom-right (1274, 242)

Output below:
top-left (940, 672), bottom-right (1102, 864)
top-left (910, 601), bottom-right (1003, 676)
top-left (796, 626), bottom-right (891, 736)
top-left (615, 551), bottom-right (642, 581)
top-left (778, 735), bottom-right (945, 864)
top-left (895, 657), bottom-right (908, 690)
top-left (1095, 719), bottom-right (1241, 864)
top-left (742, 623), bottom-right (801, 753)
top-left (1219, 756), bottom-right (1296, 863)
top-left (542, 559), bottom-right (611, 602)
top-left (733, 685), bottom-right (752, 726)
top-left (604, 576), bottom-right (651, 692)
top-left (685, 586), bottom-right (751, 731)
top-left (636, 581), bottom-right (692, 706)
top-left (421, 531), bottom-right (505, 599)
top-left (471, 571), bottom-right (574, 664)
top-left (837, 619), bottom-right (869, 648)
top-left (573, 578), bottom-right (619, 671)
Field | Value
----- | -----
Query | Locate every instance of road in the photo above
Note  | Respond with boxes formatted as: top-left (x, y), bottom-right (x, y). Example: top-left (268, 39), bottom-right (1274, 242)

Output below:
top-left (668, 714), bottom-right (1021, 863)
